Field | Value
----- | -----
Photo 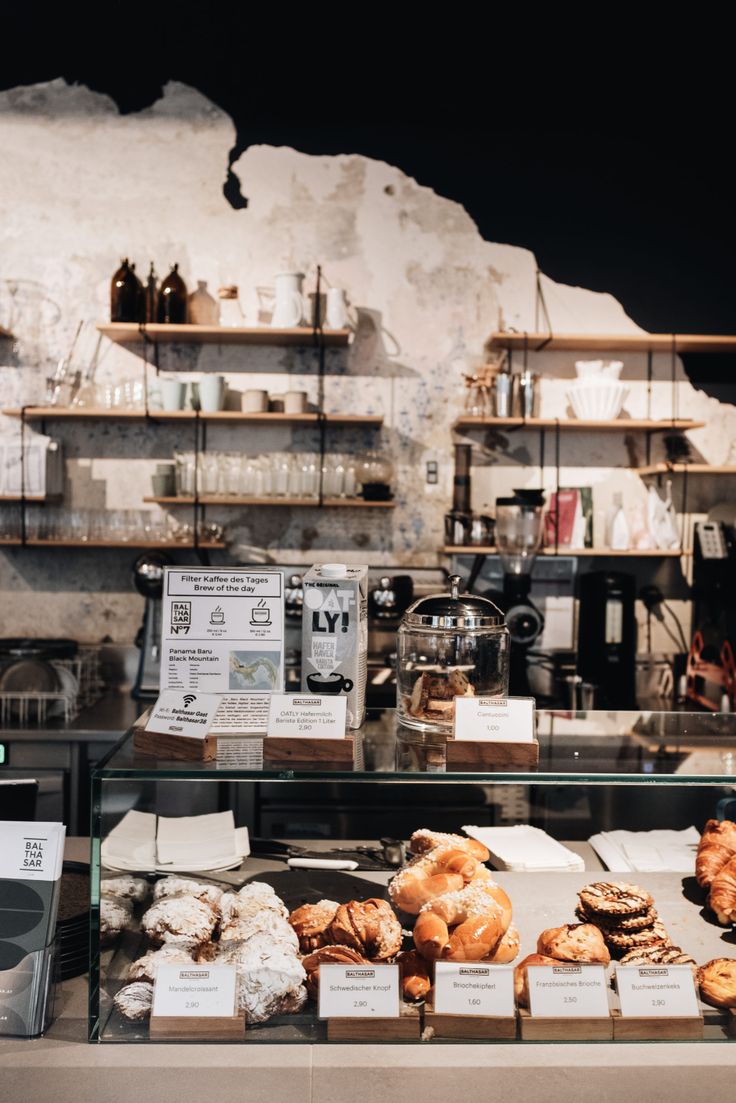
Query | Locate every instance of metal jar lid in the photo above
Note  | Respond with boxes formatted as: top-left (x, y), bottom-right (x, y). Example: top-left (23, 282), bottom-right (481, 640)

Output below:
top-left (401, 574), bottom-right (505, 629)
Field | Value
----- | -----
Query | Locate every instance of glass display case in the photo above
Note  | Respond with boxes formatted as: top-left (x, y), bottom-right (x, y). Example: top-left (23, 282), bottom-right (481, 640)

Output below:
top-left (89, 708), bottom-right (736, 1044)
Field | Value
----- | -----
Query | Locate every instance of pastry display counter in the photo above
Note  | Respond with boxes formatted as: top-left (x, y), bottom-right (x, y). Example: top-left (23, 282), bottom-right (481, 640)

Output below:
top-left (88, 708), bottom-right (736, 1052)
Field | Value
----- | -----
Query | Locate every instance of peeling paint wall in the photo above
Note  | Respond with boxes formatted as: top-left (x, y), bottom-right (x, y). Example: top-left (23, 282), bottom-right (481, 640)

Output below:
top-left (0, 80), bottom-right (733, 644)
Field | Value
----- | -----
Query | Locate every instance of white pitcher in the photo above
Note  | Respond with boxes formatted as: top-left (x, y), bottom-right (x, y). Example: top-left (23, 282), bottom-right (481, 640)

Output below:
top-left (272, 272), bottom-right (307, 327)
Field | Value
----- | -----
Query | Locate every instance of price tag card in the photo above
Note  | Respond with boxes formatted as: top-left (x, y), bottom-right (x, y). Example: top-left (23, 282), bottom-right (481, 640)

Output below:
top-left (454, 696), bottom-right (535, 743)
top-left (527, 964), bottom-right (609, 1018)
top-left (318, 964), bottom-right (399, 1018)
top-left (152, 964), bottom-right (237, 1018)
top-left (267, 694), bottom-right (347, 739)
top-left (145, 690), bottom-right (221, 741)
top-left (434, 962), bottom-right (514, 1016)
top-left (616, 965), bottom-right (700, 1018)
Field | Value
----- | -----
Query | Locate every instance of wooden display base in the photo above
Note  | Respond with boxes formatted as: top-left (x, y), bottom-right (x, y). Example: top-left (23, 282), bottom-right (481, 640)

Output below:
top-left (133, 728), bottom-right (218, 761)
top-left (262, 736), bottom-right (354, 763)
top-left (424, 1010), bottom-right (517, 1040)
top-left (446, 739), bottom-right (539, 769)
top-left (611, 1010), bottom-right (703, 1041)
top-left (327, 1005), bottom-right (420, 1041)
top-left (727, 1009), bottom-right (736, 1038)
top-left (518, 1008), bottom-right (612, 1041)
top-left (149, 1013), bottom-right (245, 1040)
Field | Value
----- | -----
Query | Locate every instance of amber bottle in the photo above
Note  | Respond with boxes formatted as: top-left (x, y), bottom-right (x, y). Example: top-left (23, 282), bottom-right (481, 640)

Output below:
top-left (157, 264), bottom-right (188, 324)
top-left (110, 259), bottom-right (143, 323)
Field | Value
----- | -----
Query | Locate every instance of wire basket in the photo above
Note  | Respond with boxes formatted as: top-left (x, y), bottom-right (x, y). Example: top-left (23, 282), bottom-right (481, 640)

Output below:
top-left (0, 646), bottom-right (104, 727)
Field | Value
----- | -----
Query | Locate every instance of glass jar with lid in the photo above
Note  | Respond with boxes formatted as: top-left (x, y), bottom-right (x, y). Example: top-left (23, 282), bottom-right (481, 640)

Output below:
top-left (396, 574), bottom-right (509, 732)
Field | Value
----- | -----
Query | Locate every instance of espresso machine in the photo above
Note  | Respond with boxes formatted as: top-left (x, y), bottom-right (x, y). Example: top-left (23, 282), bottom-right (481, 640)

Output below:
top-left (132, 552), bottom-right (170, 699)
top-left (577, 570), bottom-right (637, 708)
top-left (488, 492), bottom-right (546, 696)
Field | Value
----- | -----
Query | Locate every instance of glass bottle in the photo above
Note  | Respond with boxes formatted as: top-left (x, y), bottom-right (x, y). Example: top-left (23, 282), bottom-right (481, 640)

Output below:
top-left (189, 280), bottom-right (219, 325)
top-left (157, 264), bottom-right (188, 324)
top-left (110, 259), bottom-right (141, 323)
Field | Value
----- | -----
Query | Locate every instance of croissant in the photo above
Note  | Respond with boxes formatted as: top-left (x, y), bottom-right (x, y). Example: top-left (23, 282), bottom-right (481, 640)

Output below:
top-left (396, 949), bottom-right (431, 1001)
top-left (700, 818), bottom-right (736, 848)
top-left (408, 828), bottom-right (490, 863)
top-left (696, 842), bottom-right (736, 889)
top-left (708, 855), bottom-right (736, 925)
top-left (514, 953), bottom-right (561, 1009)
top-left (536, 923), bottom-right (611, 965)
top-left (389, 845), bottom-right (487, 914)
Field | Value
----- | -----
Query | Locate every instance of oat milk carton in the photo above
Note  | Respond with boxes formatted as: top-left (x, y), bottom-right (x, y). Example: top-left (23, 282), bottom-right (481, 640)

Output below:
top-left (301, 562), bottom-right (368, 729)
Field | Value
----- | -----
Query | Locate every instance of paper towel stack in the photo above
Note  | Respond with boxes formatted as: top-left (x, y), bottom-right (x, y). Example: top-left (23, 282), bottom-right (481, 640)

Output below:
top-left (101, 810), bottom-right (249, 873)
top-left (463, 824), bottom-right (585, 872)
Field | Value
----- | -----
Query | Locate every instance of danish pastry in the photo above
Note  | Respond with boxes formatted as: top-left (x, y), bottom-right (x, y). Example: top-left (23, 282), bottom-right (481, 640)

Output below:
top-left (301, 945), bottom-right (369, 999)
top-left (697, 958), bottom-right (736, 1009)
top-left (536, 923), bottom-right (610, 965)
top-left (288, 900), bottom-right (340, 952)
top-left (328, 898), bottom-right (403, 961)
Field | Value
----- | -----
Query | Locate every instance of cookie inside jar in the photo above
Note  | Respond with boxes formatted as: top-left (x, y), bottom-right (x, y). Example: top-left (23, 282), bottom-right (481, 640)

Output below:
top-left (396, 574), bottom-right (509, 732)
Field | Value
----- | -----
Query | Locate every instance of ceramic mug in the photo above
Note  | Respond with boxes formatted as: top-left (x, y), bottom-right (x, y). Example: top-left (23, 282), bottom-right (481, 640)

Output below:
top-left (199, 374), bottom-right (226, 412)
top-left (242, 389), bottom-right (269, 413)
top-left (325, 287), bottom-right (348, 329)
top-left (160, 378), bottom-right (186, 411)
top-left (272, 272), bottom-right (307, 328)
top-left (284, 390), bottom-right (308, 414)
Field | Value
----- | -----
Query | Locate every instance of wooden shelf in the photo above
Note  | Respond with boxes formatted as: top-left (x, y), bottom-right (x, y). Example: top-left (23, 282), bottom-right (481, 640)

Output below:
top-left (442, 546), bottom-right (688, 558)
top-left (144, 496), bottom-right (395, 509)
top-left (1, 407), bottom-right (382, 427)
top-left (0, 539), bottom-right (225, 549)
top-left (0, 494), bottom-right (62, 503)
top-left (453, 417), bottom-right (704, 432)
top-left (488, 332), bottom-right (736, 353)
top-left (0, 327), bottom-right (13, 340)
top-left (96, 322), bottom-right (351, 347)
top-left (636, 462), bottom-right (736, 476)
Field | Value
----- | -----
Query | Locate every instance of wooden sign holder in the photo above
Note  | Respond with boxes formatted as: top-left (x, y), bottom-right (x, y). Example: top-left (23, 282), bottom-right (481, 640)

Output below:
top-left (518, 1008), bottom-right (613, 1041)
top-left (133, 728), bottom-right (217, 761)
top-left (728, 1009), bottom-right (736, 1038)
top-left (424, 1010), bottom-right (517, 1040)
top-left (611, 1009), bottom-right (703, 1041)
top-left (149, 1012), bottom-right (245, 1040)
top-left (326, 1003), bottom-right (420, 1041)
top-left (263, 736), bottom-right (354, 763)
top-left (446, 739), bottom-right (539, 769)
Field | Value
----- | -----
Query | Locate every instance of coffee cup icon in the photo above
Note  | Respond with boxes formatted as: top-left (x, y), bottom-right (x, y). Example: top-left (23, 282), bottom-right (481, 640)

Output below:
top-left (306, 672), bottom-right (354, 695)
top-left (250, 603), bottom-right (272, 626)
top-left (210, 606), bottom-right (225, 625)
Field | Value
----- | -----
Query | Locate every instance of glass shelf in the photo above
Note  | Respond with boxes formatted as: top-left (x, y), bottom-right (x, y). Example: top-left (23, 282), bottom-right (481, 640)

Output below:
top-left (94, 708), bottom-right (736, 786)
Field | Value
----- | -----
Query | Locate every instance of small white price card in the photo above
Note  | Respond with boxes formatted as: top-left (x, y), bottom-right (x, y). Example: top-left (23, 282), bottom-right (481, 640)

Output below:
top-left (152, 964), bottom-right (237, 1018)
top-left (267, 694), bottom-right (347, 739)
top-left (434, 962), bottom-right (514, 1016)
top-left (527, 963), bottom-right (609, 1018)
top-left (616, 965), bottom-right (700, 1018)
top-left (318, 964), bottom-right (399, 1018)
top-left (145, 690), bottom-right (221, 741)
top-left (454, 696), bottom-right (535, 743)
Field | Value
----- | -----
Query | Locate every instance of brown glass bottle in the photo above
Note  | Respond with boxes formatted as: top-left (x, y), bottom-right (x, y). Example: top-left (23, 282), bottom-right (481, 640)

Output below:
top-left (145, 263), bottom-right (158, 323)
top-left (157, 263), bottom-right (188, 324)
top-left (110, 259), bottom-right (142, 323)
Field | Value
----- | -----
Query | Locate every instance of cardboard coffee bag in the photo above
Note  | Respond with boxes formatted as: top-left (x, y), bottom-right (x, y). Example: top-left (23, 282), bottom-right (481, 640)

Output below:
top-left (301, 563), bottom-right (368, 729)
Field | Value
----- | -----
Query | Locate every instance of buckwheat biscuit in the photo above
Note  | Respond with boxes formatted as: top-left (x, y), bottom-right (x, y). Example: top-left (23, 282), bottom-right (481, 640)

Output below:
top-left (604, 918), bottom-right (671, 954)
top-left (619, 944), bottom-right (696, 967)
top-left (577, 881), bottom-right (653, 917)
top-left (575, 903), bottom-right (659, 931)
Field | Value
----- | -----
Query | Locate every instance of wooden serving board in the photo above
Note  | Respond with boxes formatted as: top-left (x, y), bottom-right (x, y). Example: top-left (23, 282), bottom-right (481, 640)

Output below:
top-left (446, 739), bottom-right (539, 769)
top-left (327, 1004), bottom-right (420, 1041)
top-left (518, 1008), bottom-right (612, 1041)
top-left (424, 1011), bottom-right (517, 1040)
top-left (262, 736), bottom-right (354, 763)
top-left (133, 728), bottom-right (217, 761)
top-left (149, 1013), bottom-right (245, 1040)
top-left (611, 1010), bottom-right (703, 1041)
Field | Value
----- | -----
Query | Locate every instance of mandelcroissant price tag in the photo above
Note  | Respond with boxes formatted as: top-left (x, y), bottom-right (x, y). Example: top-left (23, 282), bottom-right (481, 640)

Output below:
top-left (616, 965), bottom-right (700, 1018)
top-left (267, 694), bottom-right (347, 739)
top-left (434, 962), bottom-right (514, 1016)
top-left (318, 964), bottom-right (399, 1018)
top-left (152, 964), bottom-right (237, 1017)
top-left (454, 696), bottom-right (535, 743)
top-left (527, 964), bottom-right (609, 1017)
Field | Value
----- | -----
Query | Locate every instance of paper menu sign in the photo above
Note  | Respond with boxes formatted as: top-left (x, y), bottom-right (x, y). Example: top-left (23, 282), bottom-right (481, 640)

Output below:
top-left (454, 697), bottom-right (535, 743)
top-left (267, 694), bottom-right (347, 739)
top-left (0, 821), bottom-right (65, 882)
top-left (616, 965), bottom-right (700, 1018)
top-left (152, 964), bottom-right (237, 1018)
top-left (161, 568), bottom-right (284, 696)
top-left (527, 964), bottom-right (609, 1017)
top-left (210, 693), bottom-right (271, 734)
top-left (434, 963), bottom-right (514, 1016)
top-left (318, 964), bottom-right (399, 1018)
top-left (145, 690), bottom-right (220, 740)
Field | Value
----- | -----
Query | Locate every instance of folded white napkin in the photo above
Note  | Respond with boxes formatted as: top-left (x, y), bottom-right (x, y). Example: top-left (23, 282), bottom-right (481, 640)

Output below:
top-left (588, 827), bottom-right (699, 873)
top-left (463, 824), bottom-right (585, 872)
top-left (157, 811), bottom-right (238, 867)
top-left (102, 810), bottom-right (157, 869)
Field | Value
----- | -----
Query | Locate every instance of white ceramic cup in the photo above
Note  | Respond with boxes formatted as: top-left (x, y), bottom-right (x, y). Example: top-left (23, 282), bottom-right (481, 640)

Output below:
top-left (325, 287), bottom-right (348, 329)
top-left (159, 378), bottom-right (186, 411)
top-left (242, 389), bottom-right (269, 413)
top-left (198, 374), bottom-right (226, 412)
top-left (284, 390), bottom-right (308, 414)
top-left (272, 272), bottom-right (306, 327)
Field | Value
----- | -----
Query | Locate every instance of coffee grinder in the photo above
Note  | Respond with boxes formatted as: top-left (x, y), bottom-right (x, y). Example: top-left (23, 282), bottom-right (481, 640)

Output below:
top-left (493, 492), bottom-right (546, 696)
top-left (132, 552), bottom-right (171, 699)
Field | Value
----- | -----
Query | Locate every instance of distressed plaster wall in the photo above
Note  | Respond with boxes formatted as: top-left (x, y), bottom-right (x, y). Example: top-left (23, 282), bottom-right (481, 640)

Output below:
top-left (0, 80), bottom-right (733, 645)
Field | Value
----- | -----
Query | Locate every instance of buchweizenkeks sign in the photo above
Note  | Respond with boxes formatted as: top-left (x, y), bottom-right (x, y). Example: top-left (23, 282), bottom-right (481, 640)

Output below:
top-left (161, 568), bottom-right (285, 701)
